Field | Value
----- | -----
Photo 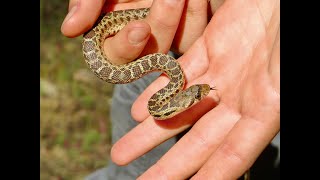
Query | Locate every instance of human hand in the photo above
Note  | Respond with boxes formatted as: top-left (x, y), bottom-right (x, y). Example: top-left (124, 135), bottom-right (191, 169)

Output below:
top-left (111, 0), bottom-right (280, 179)
top-left (61, 0), bottom-right (209, 65)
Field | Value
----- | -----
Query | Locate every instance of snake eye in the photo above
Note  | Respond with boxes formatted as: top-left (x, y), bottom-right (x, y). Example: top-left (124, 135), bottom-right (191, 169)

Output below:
top-left (195, 93), bottom-right (201, 99)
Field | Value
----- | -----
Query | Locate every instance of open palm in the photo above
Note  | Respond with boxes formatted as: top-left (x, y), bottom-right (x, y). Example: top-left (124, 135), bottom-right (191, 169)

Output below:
top-left (110, 0), bottom-right (280, 179)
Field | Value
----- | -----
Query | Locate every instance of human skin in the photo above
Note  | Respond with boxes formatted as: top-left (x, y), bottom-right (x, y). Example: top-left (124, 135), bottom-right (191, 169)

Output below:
top-left (61, 0), bottom-right (209, 64)
top-left (61, 0), bottom-right (280, 179)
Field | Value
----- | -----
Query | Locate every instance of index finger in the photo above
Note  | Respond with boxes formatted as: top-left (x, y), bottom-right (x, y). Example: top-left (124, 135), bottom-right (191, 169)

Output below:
top-left (61, 0), bottom-right (106, 37)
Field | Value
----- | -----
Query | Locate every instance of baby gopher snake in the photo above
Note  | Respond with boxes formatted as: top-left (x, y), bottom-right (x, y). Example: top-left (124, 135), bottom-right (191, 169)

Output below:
top-left (82, 8), bottom-right (213, 120)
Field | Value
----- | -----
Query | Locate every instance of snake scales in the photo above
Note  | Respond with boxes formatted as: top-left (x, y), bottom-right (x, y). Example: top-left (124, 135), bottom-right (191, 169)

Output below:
top-left (82, 8), bottom-right (213, 120)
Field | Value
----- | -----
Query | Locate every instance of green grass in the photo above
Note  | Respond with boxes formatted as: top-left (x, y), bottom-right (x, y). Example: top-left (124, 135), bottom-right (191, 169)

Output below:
top-left (40, 0), bottom-right (114, 179)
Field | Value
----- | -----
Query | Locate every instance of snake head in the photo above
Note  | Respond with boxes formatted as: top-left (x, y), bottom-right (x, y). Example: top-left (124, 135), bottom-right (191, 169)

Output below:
top-left (190, 84), bottom-right (211, 101)
top-left (178, 84), bottom-right (212, 110)
top-left (150, 84), bottom-right (212, 120)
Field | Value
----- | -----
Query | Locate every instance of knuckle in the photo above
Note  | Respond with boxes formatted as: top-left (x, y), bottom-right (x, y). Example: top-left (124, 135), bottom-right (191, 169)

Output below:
top-left (152, 163), bottom-right (170, 180)
top-left (219, 142), bottom-right (247, 165)
top-left (149, 13), bottom-right (177, 29)
top-left (190, 127), bottom-right (212, 150)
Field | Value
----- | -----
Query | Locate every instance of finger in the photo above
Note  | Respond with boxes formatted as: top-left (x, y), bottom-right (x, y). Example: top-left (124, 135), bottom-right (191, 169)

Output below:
top-left (141, 0), bottom-right (186, 55)
top-left (137, 104), bottom-right (239, 179)
top-left (191, 114), bottom-right (280, 179)
top-left (172, 0), bottom-right (208, 54)
top-left (111, 84), bottom-right (217, 166)
top-left (104, 20), bottom-right (151, 65)
top-left (131, 38), bottom-right (210, 122)
top-left (61, 0), bottom-right (106, 38)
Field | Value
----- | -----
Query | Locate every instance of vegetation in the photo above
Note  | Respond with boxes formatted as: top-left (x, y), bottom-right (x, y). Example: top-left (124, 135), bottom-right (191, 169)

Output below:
top-left (40, 1), bottom-right (113, 179)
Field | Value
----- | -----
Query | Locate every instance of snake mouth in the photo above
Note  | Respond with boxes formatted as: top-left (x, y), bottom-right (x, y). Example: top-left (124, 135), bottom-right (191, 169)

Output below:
top-left (153, 114), bottom-right (161, 118)
top-left (152, 110), bottom-right (177, 120)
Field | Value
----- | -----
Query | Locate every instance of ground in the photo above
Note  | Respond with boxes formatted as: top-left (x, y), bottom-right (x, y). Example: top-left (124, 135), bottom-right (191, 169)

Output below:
top-left (40, 1), bottom-right (113, 179)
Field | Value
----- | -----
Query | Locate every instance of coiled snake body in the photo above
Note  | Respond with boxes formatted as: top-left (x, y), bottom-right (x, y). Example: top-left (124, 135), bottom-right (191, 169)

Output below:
top-left (82, 8), bottom-right (213, 120)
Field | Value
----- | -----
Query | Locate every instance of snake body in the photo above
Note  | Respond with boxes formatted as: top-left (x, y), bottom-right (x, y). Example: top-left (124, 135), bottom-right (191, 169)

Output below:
top-left (82, 8), bottom-right (212, 120)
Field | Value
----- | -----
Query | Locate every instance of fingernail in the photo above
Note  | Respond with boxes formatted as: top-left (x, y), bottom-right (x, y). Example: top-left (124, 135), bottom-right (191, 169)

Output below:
top-left (128, 28), bottom-right (149, 45)
top-left (62, 5), bottom-right (78, 26)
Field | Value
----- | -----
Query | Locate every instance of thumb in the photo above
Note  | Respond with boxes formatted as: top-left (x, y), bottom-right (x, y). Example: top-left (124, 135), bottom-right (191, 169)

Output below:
top-left (61, 0), bottom-right (106, 38)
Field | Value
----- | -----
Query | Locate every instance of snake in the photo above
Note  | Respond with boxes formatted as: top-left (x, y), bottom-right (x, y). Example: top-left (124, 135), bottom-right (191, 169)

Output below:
top-left (82, 8), bottom-right (214, 120)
